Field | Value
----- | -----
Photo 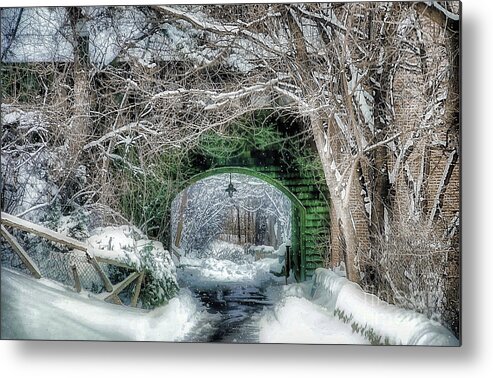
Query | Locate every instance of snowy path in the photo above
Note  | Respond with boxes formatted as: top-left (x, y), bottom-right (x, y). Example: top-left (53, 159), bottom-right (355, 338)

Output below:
top-left (175, 255), bottom-right (366, 344)
top-left (1, 252), bottom-right (369, 344)
top-left (176, 256), bottom-right (276, 343)
top-left (182, 285), bottom-right (272, 343)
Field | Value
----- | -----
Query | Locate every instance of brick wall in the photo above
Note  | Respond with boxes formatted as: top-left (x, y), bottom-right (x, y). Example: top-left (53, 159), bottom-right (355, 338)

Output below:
top-left (371, 16), bottom-right (459, 333)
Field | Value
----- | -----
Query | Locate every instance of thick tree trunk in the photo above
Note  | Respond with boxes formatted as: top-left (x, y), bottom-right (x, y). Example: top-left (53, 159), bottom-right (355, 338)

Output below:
top-left (371, 145), bottom-right (388, 235)
top-left (310, 115), bottom-right (364, 283)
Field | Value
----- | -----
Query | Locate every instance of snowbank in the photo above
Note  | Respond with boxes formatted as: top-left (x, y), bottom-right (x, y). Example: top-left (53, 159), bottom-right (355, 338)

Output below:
top-left (258, 281), bottom-right (367, 344)
top-left (258, 296), bottom-right (369, 344)
top-left (87, 225), bottom-right (145, 263)
top-left (310, 268), bottom-right (459, 345)
top-left (178, 256), bottom-right (285, 289)
top-left (177, 240), bottom-right (287, 288)
top-left (87, 226), bottom-right (178, 308)
top-left (257, 269), bottom-right (458, 345)
top-left (1, 268), bottom-right (209, 341)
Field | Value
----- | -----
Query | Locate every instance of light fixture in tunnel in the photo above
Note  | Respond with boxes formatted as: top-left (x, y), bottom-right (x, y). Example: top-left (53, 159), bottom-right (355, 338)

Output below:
top-left (225, 173), bottom-right (237, 198)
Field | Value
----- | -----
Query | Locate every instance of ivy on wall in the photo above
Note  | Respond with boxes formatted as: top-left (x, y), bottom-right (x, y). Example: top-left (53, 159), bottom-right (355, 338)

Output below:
top-left (113, 110), bottom-right (330, 261)
top-left (198, 111), bottom-right (283, 160)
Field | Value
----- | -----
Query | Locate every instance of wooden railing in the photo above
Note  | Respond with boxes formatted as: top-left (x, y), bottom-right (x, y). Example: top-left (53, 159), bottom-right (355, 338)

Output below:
top-left (170, 244), bottom-right (182, 262)
top-left (0, 212), bottom-right (145, 307)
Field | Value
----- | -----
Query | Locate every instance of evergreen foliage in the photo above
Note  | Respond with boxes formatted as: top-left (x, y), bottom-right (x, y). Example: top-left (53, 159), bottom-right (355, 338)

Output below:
top-left (124, 241), bottom-right (179, 309)
top-left (198, 111), bottom-right (283, 160)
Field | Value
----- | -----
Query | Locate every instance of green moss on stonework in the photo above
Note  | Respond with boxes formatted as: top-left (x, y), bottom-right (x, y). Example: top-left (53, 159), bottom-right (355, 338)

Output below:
top-left (197, 110), bottom-right (283, 160)
top-left (115, 110), bottom-right (332, 282)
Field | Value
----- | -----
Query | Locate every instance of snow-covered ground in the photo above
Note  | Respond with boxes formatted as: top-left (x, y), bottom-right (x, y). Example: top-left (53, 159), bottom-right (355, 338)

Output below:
top-left (1, 238), bottom-right (458, 345)
top-left (256, 270), bottom-right (458, 345)
top-left (176, 240), bottom-right (287, 289)
top-left (308, 268), bottom-right (459, 346)
top-left (1, 268), bottom-right (211, 341)
top-left (178, 255), bottom-right (285, 289)
top-left (259, 295), bottom-right (369, 344)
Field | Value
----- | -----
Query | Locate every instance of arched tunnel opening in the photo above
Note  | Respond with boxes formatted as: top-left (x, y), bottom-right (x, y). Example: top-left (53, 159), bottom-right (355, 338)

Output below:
top-left (170, 171), bottom-right (299, 342)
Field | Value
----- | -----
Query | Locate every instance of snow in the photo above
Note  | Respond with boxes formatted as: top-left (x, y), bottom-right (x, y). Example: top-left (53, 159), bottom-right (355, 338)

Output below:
top-left (87, 225), bottom-right (145, 263)
top-left (2, 252), bottom-right (458, 344)
top-left (171, 175), bottom-right (291, 255)
top-left (2, 109), bottom-right (24, 125)
top-left (330, 160), bottom-right (343, 183)
top-left (1, 237), bottom-right (285, 341)
top-left (311, 268), bottom-right (459, 345)
top-left (251, 245), bottom-right (276, 254)
top-left (87, 225), bottom-right (178, 308)
top-left (178, 255), bottom-right (285, 289)
top-left (1, 268), bottom-right (210, 341)
top-left (227, 53), bottom-right (256, 73)
top-left (176, 240), bottom-right (287, 289)
top-left (258, 296), bottom-right (368, 344)
top-left (348, 64), bottom-right (375, 135)
top-left (1, 104), bottom-right (60, 223)
top-left (257, 268), bottom-right (458, 345)
top-left (1, 8), bottom-right (73, 63)
top-left (1, 7), bottom-right (190, 67)
top-left (10, 165), bottom-right (54, 222)
top-left (1, 212), bottom-right (456, 345)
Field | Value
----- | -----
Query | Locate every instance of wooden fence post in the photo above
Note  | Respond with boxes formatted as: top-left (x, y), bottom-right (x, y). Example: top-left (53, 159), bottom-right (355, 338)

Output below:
top-left (87, 255), bottom-right (113, 292)
top-left (101, 271), bottom-right (140, 303)
top-left (71, 263), bottom-right (82, 293)
top-left (1, 212), bottom-right (152, 308)
top-left (0, 225), bottom-right (42, 279)
top-left (131, 272), bottom-right (145, 307)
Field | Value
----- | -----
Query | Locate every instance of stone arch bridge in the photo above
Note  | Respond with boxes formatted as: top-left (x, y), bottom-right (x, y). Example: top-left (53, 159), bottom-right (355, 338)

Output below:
top-left (173, 118), bottom-right (332, 281)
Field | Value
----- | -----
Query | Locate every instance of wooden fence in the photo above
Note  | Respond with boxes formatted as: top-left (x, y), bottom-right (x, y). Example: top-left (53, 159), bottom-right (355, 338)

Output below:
top-left (0, 212), bottom-right (145, 307)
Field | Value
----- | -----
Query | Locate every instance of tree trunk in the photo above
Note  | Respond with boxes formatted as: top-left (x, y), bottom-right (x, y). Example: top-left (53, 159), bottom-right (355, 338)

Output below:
top-left (67, 7), bottom-right (91, 159)
top-left (310, 115), bottom-right (364, 283)
top-left (174, 188), bottom-right (189, 248)
top-left (236, 205), bottom-right (241, 244)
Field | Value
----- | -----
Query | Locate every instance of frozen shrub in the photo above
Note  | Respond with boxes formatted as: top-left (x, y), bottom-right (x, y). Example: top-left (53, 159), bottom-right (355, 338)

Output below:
top-left (130, 240), bottom-right (179, 309)
top-left (365, 218), bottom-right (452, 328)
top-left (88, 226), bottom-right (178, 309)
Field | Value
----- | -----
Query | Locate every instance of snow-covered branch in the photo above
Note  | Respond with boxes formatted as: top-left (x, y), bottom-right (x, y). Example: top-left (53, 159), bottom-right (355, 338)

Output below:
top-left (150, 78), bottom-right (280, 105)
top-left (83, 122), bottom-right (157, 150)
top-left (363, 132), bottom-right (402, 154)
top-left (152, 5), bottom-right (285, 56)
